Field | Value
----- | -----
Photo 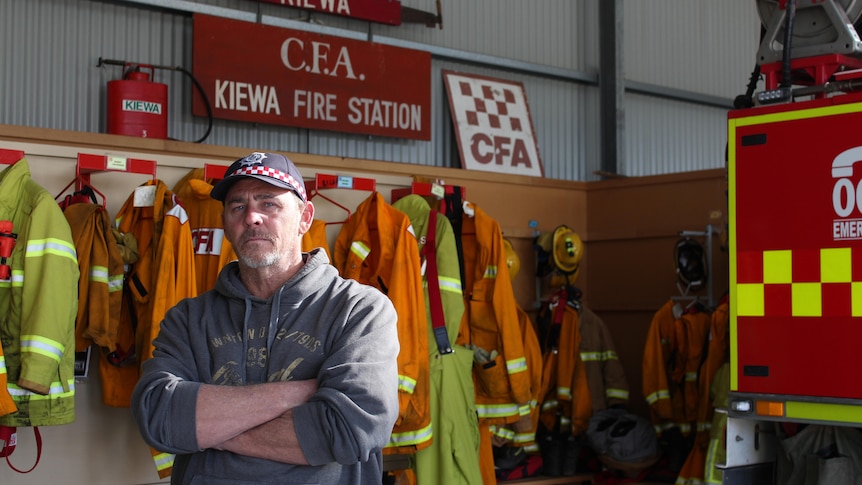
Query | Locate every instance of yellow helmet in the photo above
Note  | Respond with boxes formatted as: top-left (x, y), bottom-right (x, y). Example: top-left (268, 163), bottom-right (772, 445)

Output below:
top-left (503, 238), bottom-right (520, 280)
top-left (552, 225), bottom-right (583, 277)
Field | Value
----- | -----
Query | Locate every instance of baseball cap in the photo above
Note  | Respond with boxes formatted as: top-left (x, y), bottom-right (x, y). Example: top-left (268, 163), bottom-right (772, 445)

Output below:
top-left (210, 152), bottom-right (307, 203)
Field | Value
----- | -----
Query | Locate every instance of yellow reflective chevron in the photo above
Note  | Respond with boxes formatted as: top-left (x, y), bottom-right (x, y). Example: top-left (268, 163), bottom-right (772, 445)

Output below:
top-left (349, 241), bottom-right (370, 261)
top-left (606, 388), bottom-right (630, 400)
top-left (386, 421), bottom-right (433, 447)
top-left (26, 237), bottom-right (78, 263)
top-left (152, 451), bottom-right (175, 474)
top-left (646, 389), bottom-right (670, 405)
top-left (506, 356), bottom-right (527, 374)
top-left (476, 402), bottom-right (521, 419)
top-left (20, 334), bottom-right (65, 363)
top-left (483, 265), bottom-right (498, 279)
top-left (398, 374), bottom-right (417, 394)
top-left (7, 379), bottom-right (75, 401)
top-left (437, 275), bottom-right (462, 294)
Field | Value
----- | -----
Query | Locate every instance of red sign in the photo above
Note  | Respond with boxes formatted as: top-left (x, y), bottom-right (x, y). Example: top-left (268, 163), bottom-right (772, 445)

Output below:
top-left (254, 0), bottom-right (402, 26)
top-left (192, 14), bottom-right (430, 140)
top-left (443, 71), bottom-right (544, 177)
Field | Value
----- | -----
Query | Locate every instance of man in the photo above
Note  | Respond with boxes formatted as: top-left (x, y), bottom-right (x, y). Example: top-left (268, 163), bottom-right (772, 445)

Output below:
top-left (132, 152), bottom-right (400, 484)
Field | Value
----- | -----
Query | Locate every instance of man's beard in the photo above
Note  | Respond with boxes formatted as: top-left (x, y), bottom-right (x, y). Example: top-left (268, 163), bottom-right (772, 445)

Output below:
top-left (237, 231), bottom-right (280, 269)
top-left (238, 250), bottom-right (280, 269)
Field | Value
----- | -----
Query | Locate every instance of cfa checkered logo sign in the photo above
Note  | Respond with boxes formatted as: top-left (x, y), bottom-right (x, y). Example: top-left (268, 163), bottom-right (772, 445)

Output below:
top-left (443, 71), bottom-right (544, 177)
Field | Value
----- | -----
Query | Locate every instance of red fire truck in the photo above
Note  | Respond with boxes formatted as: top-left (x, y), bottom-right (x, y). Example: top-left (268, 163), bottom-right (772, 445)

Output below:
top-left (724, 2), bottom-right (862, 483)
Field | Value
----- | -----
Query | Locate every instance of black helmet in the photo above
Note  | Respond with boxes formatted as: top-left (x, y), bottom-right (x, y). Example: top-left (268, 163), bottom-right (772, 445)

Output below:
top-left (674, 238), bottom-right (707, 289)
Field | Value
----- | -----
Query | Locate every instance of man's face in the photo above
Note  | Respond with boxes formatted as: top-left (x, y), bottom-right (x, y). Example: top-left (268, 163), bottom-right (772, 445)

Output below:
top-left (222, 178), bottom-right (313, 269)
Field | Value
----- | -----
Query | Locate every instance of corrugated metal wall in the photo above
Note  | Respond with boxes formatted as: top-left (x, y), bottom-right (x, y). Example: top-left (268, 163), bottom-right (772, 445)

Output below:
top-left (0, 0), bottom-right (762, 180)
top-left (622, 0), bottom-right (761, 175)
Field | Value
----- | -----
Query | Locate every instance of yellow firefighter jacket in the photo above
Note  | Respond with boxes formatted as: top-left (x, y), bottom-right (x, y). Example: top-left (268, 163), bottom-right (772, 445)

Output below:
top-left (333, 192), bottom-right (431, 453)
top-left (0, 158), bottom-right (79, 427)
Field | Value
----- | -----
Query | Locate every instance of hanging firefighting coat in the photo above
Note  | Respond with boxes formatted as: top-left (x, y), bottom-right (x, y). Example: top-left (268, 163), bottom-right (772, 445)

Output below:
top-left (63, 202), bottom-right (125, 351)
top-left (454, 201), bottom-right (533, 484)
top-left (456, 201), bottom-right (532, 424)
top-left (676, 297), bottom-right (730, 485)
top-left (303, 219), bottom-right (331, 260)
top-left (490, 304), bottom-right (544, 453)
top-left (100, 180), bottom-right (197, 409)
top-left (537, 290), bottom-right (592, 438)
top-left (333, 192), bottom-right (432, 453)
top-left (174, 173), bottom-right (236, 294)
top-left (642, 299), bottom-right (711, 436)
top-left (394, 194), bottom-right (483, 485)
top-left (0, 158), bottom-right (78, 426)
top-left (579, 306), bottom-right (630, 411)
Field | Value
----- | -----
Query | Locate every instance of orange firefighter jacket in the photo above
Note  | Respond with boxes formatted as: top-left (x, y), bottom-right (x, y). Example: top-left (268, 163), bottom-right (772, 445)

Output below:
top-left (676, 298), bottom-right (730, 485)
top-left (63, 202), bottom-right (125, 352)
top-left (579, 306), bottom-right (630, 412)
top-left (333, 192), bottom-right (431, 453)
top-left (537, 291), bottom-right (592, 437)
top-left (504, 305), bottom-right (544, 451)
top-left (456, 202), bottom-right (532, 426)
top-left (175, 176), bottom-right (236, 294)
top-left (642, 299), bottom-right (711, 436)
top-left (302, 219), bottom-right (331, 260)
top-left (101, 181), bottom-right (197, 409)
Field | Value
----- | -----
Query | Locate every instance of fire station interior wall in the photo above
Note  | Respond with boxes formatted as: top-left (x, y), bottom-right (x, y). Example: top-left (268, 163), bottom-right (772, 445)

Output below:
top-left (583, 169), bottom-right (730, 419)
top-left (0, 126), bottom-right (726, 483)
top-left (2, 0), bottom-right (760, 183)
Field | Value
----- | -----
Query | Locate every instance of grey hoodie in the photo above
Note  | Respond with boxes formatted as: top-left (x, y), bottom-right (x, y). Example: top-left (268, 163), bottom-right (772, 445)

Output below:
top-left (132, 249), bottom-right (400, 484)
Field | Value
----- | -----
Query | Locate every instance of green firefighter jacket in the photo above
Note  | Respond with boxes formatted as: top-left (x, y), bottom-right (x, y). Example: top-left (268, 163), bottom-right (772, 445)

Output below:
top-left (0, 158), bottom-right (79, 426)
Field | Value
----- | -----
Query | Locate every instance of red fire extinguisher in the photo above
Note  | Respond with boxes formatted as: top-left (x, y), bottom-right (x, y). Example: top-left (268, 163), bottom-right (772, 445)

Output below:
top-left (106, 64), bottom-right (168, 139)
top-left (0, 220), bottom-right (16, 281)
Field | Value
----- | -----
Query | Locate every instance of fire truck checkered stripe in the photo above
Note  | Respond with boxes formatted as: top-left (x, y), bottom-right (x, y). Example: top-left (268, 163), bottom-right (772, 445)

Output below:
top-left (736, 248), bottom-right (862, 317)
top-left (232, 166), bottom-right (307, 201)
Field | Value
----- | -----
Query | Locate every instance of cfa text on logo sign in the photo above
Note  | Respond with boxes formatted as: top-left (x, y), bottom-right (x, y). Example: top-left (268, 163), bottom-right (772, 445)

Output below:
top-left (443, 70), bottom-right (544, 177)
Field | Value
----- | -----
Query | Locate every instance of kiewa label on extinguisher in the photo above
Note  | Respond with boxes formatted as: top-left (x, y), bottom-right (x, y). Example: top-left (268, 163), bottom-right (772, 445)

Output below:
top-left (191, 13), bottom-right (431, 141)
top-left (122, 99), bottom-right (163, 114)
